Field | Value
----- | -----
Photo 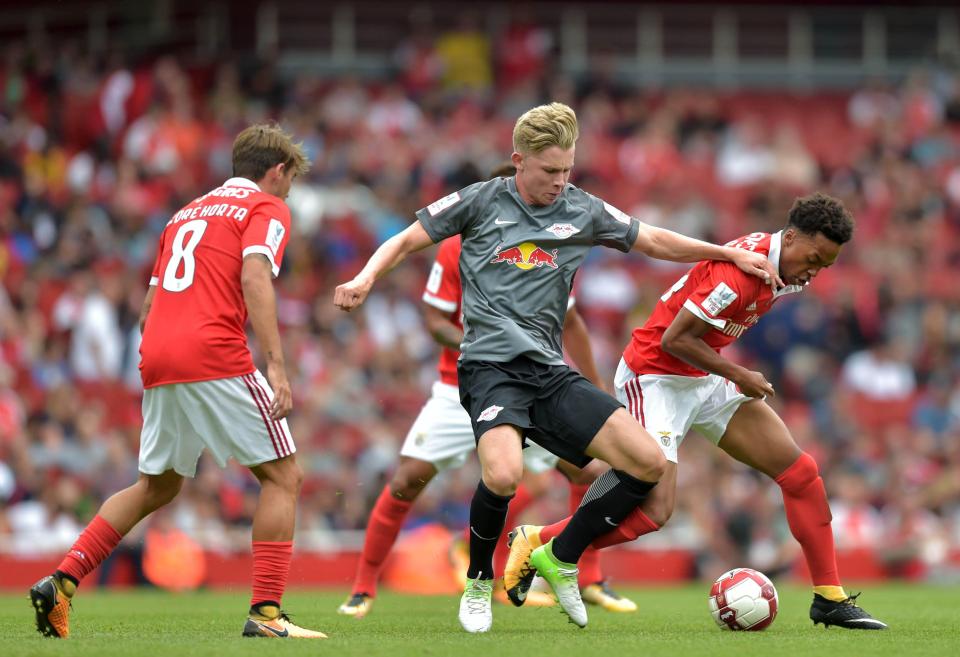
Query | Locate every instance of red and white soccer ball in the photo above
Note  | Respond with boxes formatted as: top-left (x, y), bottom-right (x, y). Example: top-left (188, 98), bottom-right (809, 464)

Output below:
top-left (708, 568), bottom-right (779, 631)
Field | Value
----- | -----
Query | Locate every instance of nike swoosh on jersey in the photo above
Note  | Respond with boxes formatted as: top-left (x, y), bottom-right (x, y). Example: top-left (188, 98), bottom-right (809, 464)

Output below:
top-left (494, 218), bottom-right (516, 225)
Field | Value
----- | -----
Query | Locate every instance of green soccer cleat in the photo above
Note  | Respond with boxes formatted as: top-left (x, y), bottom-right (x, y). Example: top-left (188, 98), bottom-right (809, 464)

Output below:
top-left (529, 540), bottom-right (587, 628)
top-left (458, 576), bottom-right (494, 633)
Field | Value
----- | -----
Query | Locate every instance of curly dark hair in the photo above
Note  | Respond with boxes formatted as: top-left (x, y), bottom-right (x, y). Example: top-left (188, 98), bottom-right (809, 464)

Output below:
top-left (786, 192), bottom-right (855, 245)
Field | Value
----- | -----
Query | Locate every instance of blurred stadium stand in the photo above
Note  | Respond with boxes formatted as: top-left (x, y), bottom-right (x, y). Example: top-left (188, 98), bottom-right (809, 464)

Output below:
top-left (2, 0), bottom-right (960, 590)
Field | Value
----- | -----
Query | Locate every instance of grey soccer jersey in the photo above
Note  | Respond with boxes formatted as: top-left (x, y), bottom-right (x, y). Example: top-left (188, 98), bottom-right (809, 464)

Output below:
top-left (416, 176), bottom-right (639, 365)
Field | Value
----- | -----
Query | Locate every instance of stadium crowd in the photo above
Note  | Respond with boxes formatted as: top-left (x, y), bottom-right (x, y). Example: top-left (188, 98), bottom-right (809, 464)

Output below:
top-left (2, 30), bottom-right (960, 584)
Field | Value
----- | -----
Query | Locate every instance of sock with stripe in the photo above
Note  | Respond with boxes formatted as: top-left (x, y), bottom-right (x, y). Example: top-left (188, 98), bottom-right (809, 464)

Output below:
top-left (551, 469), bottom-right (656, 565)
top-left (466, 480), bottom-right (513, 580)
top-left (569, 483), bottom-right (602, 587)
top-left (351, 485), bottom-right (413, 597)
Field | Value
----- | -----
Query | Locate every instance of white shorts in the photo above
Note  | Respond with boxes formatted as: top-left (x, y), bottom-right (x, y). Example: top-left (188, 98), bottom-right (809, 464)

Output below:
top-left (614, 358), bottom-right (750, 463)
top-left (139, 370), bottom-right (296, 477)
top-left (400, 381), bottom-right (559, 474)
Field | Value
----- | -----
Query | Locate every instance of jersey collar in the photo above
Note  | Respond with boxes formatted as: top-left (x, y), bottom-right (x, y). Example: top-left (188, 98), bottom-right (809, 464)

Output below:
top-left (767, 230), bottom-right (805, 299)
top-left (223, 177), bottom-right (261, 191)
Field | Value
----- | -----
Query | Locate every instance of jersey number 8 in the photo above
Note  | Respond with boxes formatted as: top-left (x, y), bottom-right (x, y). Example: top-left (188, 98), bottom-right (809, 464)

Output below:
top-left (162, 220), bottom-right (208, 292)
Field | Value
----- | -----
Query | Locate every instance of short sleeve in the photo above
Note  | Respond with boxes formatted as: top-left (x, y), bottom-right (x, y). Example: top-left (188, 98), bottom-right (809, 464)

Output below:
top-left (242, 198), bottom-right (291, 278)
top-left (590, 195), bottom-right (640, 252)
top-left (683, 262), bottom-right (760, 329)
top-left (415, 181), bottom-right (485, 243)
top-left (149, 229), bottom-right (166, 286)
top-left (422, 237), bottom-right (461, 313)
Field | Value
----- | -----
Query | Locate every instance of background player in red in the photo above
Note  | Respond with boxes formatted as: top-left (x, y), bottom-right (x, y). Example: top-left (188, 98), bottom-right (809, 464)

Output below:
top-left (337, 230), bottom-right (636, 618)
top-left (506, 193), bottom-right (888, 630)
top-left (28, 125), bottom-right (327, 639)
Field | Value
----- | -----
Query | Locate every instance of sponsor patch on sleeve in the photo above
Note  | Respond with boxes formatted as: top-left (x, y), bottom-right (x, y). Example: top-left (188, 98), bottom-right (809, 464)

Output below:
top-left (701, 282), bottom-right (738, 316)
top-left (266, 218), bottom-right (286, 256)
top-left (603, 201), bottom-right (633, 225)
top-left (426, 261), bottom-right (443, 294)
top-left (427, 191), bottom-right (461, 217)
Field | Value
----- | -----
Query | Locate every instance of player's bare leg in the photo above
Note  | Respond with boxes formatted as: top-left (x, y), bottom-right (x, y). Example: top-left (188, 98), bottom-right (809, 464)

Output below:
top-left (340, 457), bottom-right (438, 618)
top-left (30, 470), bottom-right (183, 638)
top-left (243, 455), bottom-right (326, 638)
top-left (719, 400), bottom-right (887, 630)
top-left (460, 425), bottom-right (524, 633)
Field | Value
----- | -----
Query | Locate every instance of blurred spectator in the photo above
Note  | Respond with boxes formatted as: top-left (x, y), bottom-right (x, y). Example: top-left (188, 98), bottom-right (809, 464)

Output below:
top-left (0, 33), bottom-right (957, 584)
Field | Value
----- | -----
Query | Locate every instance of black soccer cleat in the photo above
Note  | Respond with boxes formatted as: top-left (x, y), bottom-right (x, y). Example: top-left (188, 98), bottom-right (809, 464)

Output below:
top-left (810, 592), bottom-right (887, 630)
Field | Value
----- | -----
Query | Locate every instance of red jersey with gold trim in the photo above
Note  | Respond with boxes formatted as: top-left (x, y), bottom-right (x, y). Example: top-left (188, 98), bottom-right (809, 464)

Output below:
top-left (139, 177), bottom-right (291, 388)
top-left (623, 231), bottom-right (803, 377)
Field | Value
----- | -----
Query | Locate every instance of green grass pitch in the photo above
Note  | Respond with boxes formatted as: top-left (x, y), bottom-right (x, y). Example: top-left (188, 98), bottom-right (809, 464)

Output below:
top-left (2, 584), bottom-right (957, 657)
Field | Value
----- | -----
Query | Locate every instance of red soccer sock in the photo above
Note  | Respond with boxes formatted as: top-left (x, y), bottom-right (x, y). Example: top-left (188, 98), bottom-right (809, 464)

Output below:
top-left (775, 452), bottom-right (841, 587)
top-left (494, 484), bottom-right (534, 576)
top-left (56, 515), bottom-right (123, 585)
top-left (591, 507), bottom-right (659, 549)
top-left (568, 483), bottom-right (602, 586)
top-left (352, 485), bottom-right (413, 596)
top-left (539, 516), bottom-right (570, 544)
top-left (251, 541), bottom-right (293, 608)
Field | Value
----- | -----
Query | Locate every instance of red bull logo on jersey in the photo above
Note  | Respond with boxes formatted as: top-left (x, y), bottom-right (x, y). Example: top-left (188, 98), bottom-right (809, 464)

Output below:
top-left (490, 242), bottom-right (558, 270)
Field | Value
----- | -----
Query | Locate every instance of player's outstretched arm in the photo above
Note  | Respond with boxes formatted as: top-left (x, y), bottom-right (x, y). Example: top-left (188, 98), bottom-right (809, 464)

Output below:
top-left (632, 223), bottom-right (783, 288)
top-left (242, 253), bottom-right (291, 420)
top-left (661, 309), bottom-right (774, 398)
top-left (139, 286), bottom-right (157, 335)
top-left (334, 221), bottom-right (434, 312)
top-left (562, 306), bottom-right (605, 390)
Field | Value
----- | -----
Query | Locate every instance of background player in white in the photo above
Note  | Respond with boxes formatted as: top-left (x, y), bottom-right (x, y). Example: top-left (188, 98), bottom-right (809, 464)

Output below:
top-left (29, 125), bottom-right (326, 639)
top-left (334, 102), bottom-right (779, 632)
top-left (337, 231), bottom-right (635, 618)
top-left (505, 193), bottom-right (888, 630)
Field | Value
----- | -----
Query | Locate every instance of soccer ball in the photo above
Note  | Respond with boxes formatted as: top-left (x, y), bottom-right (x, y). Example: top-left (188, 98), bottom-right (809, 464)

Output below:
top-left (708, 568), bottom-right (778, 631)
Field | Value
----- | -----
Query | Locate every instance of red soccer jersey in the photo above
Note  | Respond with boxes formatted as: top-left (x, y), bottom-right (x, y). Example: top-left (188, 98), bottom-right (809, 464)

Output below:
top-left (139, 177), bottom-right (291, 388)
top-left (623, 231), bottom-right (804, 377)
top-left (422, 236), bottom-right (464, 386)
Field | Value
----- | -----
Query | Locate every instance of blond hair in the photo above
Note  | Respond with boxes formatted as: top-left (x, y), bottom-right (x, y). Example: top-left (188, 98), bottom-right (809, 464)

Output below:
top-left (232, 123), bottom-right (311, 181)
top-left (512, 102), bottom-right (579, 154)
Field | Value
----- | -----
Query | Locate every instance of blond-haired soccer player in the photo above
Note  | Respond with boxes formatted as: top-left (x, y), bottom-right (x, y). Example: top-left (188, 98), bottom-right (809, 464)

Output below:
top-left (335, 103), bottom-right (779, 632)
top-left (30, 125), bottom-right (326, 639)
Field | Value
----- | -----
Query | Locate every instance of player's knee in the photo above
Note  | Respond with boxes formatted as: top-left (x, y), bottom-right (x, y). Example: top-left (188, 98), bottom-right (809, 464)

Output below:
top-left (388, 472), bottom-right (429, 501)
top-left (642, 498), bottom-right (673, 527)
top-left (482, 464), bottom-right (522, 497)
top-left (775, 451), bottom-right (819, 493)
top-left (563, 458), bottom-right (605, 485)
top-left (617, 445), bottom-right (666, 483)
top-left (143, 478), bottom-right (182, 510)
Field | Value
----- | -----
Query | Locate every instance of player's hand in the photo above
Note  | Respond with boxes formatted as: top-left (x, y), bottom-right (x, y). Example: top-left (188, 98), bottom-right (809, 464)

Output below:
top-left (734, 369), bottom-right (775, 399)
top-left (266, 363), bottom-right (293, 420)
top-left (334, 276), bottom-right (373, 312)
top-left (728, 248), bottom-right (783, 289)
